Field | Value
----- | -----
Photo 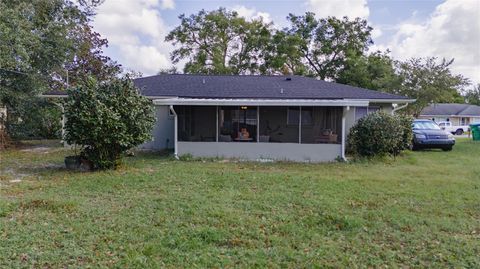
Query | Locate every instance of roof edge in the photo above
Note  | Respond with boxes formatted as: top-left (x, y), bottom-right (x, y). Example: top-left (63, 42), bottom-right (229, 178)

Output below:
top-left (153, 98), bottom-right (370, 107)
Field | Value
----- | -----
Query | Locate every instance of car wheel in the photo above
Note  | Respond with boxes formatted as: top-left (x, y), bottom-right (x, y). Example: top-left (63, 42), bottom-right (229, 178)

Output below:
top-left (442, 146), bottom-right (453, 151)
top-left (455, 129), bottom-right (463, 135)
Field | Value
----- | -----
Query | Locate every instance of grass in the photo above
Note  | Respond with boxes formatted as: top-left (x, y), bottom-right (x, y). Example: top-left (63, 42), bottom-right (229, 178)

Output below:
top-left (0, 139), bottom-right (479, 268)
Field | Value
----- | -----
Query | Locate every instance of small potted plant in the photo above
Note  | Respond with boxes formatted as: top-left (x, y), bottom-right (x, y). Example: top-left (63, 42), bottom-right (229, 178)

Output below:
top-left (65, 155), bottom-right (81, 170)
top-left (65, 145), bottom-right (82, 170)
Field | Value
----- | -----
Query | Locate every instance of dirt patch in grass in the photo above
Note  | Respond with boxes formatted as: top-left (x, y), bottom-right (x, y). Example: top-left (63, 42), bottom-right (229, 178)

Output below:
top-left (19, 199), bottom-right (77, 213)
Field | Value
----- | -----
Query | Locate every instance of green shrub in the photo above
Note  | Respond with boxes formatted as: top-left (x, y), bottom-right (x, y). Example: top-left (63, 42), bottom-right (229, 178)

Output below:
top-left (396, 114), bottom-right (414, 153)
top-left (64, 77), bottom-right (155, 169)
top-left (6, 98), bottom-right (62, 139)
top-left (348, 112), bottom-right (412, 158)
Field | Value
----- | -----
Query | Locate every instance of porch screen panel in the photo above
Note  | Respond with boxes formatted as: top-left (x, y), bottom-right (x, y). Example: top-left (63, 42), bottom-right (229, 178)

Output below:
top-left (175, 106), bottom-right (216, 142)
top-left (259, 106), bottom-right (299, 143)
top-left (218, 106), bottom-right (257, 142)
top-left (301, 107), bottom-right (342, 144)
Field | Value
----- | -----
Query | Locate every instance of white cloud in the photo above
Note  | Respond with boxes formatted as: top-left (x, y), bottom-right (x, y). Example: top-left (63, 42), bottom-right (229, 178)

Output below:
top-left (306, 0), bottom-right (369, 19)
top-left (371, 27), bottom-right (382, 39)
top-left (92, 0), bottom-right (172, 75)
top-left (161, 0), bottom-right (174, 10)
top-left (384, 0), bottom-right (480, 83)
top-left (232, 5), bottom-right (272, 23)
top-left (121, 45), bottom-right (170, 73)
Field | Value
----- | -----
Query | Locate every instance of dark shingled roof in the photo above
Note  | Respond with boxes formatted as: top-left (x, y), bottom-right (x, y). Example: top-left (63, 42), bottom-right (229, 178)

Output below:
top-left (44, 74), bottom-right (411, 100)
top-left (420, 103), bottom-right (480, 116)
top-left (132, 74), bottom-right (410, 100)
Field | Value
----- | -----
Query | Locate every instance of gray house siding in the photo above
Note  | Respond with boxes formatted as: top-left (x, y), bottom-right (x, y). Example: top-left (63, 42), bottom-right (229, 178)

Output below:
top-left (178, 142), bottom-right (341, 162)
top-left (139, 106), bottom-right (174, 150)
top-left (345, 103), bottom-right (392, 137)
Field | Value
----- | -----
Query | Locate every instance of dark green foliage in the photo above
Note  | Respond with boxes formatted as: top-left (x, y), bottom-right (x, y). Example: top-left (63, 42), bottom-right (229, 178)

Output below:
top-left (0, 0), bottom-right (121, 139)
top-left (64, 77), bottom-right (155, 169)
top-left (464, 84), bottom-right (480, 105)
top-left (6, 98), bottom-right (61, 139)
top-left (337, 51), bottom-right (402, 92)
top-left (165, 8), bottom-right (272, 75)
top-left (267, 13), bottom-right (373, 79)
top-left (397, 114), bottom-right (414, 153)
top-left (0, 0), bottom-right (84, 108)
top-left (348, 112), bottom-right (411, 158)
top-left (389, 58), bottom-right (468, 116)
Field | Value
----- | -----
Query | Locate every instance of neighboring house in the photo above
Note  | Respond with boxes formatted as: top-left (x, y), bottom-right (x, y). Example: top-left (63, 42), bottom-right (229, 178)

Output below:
top-left (418, 103), bottom-right (480, 126)
top-left (45, 74), bottom-right (414, 162)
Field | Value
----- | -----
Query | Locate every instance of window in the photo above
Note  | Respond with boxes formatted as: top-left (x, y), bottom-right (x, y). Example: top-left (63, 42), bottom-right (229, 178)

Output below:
top-left (355, 107), bottom-right (368, 121)
top-left (287, 107), bottom-right (299, 125)
top-left (355, 106), bottom-right (381, 121)
top-left (413, 121), bottom-right (441, 130)
top-left (287, 107), bottom-right (312, 125)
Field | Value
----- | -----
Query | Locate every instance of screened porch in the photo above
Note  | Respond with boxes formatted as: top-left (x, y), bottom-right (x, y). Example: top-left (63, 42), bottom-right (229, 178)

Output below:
top-left (174, 105), bottom-right (343, 144)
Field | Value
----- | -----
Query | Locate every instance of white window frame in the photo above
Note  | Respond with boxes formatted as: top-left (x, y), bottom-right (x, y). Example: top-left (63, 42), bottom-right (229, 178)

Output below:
top-left (354, 106), bottom-right (381, 121)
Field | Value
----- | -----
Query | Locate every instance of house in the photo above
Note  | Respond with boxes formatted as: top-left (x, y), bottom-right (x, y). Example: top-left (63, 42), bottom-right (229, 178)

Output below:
top-left (45, 74), bottom-right (414, 162)
top-left (418, 103), bottom-right (480, 126)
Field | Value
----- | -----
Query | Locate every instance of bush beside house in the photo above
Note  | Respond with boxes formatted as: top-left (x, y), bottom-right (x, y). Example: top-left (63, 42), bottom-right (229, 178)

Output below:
top-left (64, 77), bottom-right (155, 170)
top-left (348, 112), bottom-right (413, 158)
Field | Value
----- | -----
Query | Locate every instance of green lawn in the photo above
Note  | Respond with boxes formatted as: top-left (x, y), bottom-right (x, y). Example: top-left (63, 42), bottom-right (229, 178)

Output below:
top-left (1, 139), bottom-right (479, 268)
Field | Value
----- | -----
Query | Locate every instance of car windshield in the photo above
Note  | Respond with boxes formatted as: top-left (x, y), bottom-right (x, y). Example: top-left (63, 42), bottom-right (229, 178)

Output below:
top-left (413, 121), bottom-right (441, 130)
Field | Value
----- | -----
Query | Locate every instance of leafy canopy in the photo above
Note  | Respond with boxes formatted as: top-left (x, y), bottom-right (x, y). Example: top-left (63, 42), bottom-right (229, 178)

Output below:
top-left (337, 51), bottom-right (402, 92)
top-left (464, 84), bottom-right (480, 106)
top-left (269, 13), bottom-right (373, 79)
top-left (166, 8), bottom-right (272, 75)
top-left (391, 58), bottom-right (468, 116)
top-left (0, 0), bottom-right (81, 107)
top-left (0, 0), bottom-right (121, 138)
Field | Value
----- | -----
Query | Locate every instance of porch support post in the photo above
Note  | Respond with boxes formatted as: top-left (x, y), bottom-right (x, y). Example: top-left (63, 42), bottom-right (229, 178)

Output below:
top-left (257, 106), bottom-right (260, 142)
top-left (52, 102), bottom-right (66, 147)
top-left (341, 106), bottom-right (349, 161)
top-left (169, 105), bottom-right (179, 159)
top-left (216, 106), bottom-right (219, 142)
top-left (298, 106), bottom-right (302, 144)
top-left (61, 104), bottom-right (66, 147)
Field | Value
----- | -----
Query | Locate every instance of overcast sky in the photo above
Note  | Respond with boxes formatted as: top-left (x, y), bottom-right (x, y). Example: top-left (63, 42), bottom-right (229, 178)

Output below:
top-left (91, 0), bottom-right (480, 84)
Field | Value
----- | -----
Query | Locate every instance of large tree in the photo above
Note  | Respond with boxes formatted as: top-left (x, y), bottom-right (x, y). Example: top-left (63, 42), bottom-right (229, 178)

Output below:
top-left (63, 23), bottom-right (121, 88)
top-left (391, 58), bottom-right (468, 116)
top-left (336, 51), bottom-right (402, 92)
top-left (268, 13), bottom-right (373, 79)
top-left (0, 0), bottom-right (120, 138)
top-left (464, 84), bottom-right (480, 106)
top-left (165, 8), bottom-right (272, 75)
top-left (0, 0), bottom-right (81, 107)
